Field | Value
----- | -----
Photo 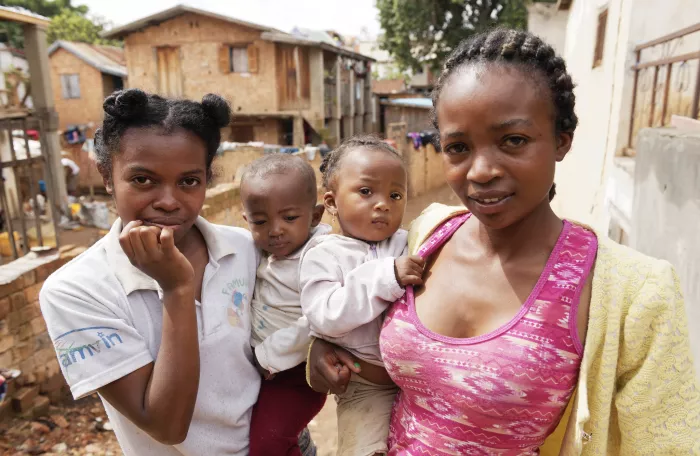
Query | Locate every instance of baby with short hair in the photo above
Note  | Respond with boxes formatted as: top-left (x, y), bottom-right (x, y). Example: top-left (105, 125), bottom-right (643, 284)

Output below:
top-left (241, 154), bottom-right (330, 456)
top-left (299, 136), bottom-right (424, 456)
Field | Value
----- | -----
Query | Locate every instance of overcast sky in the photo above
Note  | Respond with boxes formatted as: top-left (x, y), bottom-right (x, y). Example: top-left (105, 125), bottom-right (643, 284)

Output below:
top-left (79, 0), bottom-right (382, 37)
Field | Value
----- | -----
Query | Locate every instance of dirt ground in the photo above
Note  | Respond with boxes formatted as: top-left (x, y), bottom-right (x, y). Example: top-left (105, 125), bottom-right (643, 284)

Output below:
top-left (0, 184), bottom-right (460, 455)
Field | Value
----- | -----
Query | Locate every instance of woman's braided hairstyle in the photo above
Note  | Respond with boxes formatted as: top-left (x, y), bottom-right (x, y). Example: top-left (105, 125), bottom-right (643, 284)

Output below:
top-left (431, 29), bottom-right (578, 200)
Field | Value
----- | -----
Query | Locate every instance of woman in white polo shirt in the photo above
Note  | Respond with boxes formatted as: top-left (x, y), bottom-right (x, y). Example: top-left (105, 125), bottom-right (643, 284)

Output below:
top-left (39, 89), bottom-right (302, 455)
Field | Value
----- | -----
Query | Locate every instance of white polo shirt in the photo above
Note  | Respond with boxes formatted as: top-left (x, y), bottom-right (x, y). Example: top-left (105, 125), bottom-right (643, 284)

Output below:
top-left (39, 217), bottom-right (260, 456)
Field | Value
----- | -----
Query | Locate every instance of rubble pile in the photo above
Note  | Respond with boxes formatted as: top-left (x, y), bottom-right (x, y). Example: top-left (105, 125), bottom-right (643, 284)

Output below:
top-left (0, 394), bottom-right (121, 455)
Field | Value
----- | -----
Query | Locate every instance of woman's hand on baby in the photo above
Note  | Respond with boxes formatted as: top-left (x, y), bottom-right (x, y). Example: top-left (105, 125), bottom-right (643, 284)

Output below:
top-left (307, 339), bottom-right (360, 394)
top-left (394, 255), bottom-right (426, 287)
top-left (119, 220), bottom-right (195, 294)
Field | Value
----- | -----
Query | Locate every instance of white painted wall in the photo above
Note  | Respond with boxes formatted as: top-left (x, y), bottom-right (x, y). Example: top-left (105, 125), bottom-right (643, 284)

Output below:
top-left (553, 0), bottom-right (700, 231)
top-left (357, 40), bottom-right (399, 79)
top-left (527, 3), bottom-right (570, 55)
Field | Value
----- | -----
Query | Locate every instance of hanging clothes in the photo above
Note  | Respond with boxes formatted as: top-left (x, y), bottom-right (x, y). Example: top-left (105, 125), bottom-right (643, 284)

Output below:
top-left (419, 129), bottom-right (438, 148)
top-left (407, 132), bottom-right (421, 150)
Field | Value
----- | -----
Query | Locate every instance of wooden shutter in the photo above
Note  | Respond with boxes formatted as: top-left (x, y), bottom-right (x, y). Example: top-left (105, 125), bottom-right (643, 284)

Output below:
top-left (70, 74), bottom-right (80, 98)
top-left (60, 75), bottom-right (70, 99)
top-left (219, 44), bottom-right (231, 73)
top-left (247, 44), bottom-right (259, 74)
top-left (593, 9), bottom-right (608, 68)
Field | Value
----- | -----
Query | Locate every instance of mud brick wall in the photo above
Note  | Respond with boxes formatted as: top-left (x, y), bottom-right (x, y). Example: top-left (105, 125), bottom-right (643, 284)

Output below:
top-left (0, 246), bottom-right (86, 420)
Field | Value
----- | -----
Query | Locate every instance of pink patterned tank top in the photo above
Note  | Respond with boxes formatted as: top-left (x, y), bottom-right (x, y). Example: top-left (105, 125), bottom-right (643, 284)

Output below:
top-left (379, 213), bottom-right (597, 455)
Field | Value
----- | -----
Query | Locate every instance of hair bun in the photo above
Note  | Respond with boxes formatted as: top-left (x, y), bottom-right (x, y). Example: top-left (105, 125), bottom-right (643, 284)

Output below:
top-left (103, 89), bottom-right (148, 120)
top-left (201, 94), bottom-right (231, 128)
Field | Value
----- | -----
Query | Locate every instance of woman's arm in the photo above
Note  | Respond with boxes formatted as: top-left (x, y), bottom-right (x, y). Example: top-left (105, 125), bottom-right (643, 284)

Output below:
top-left (97, 222), bottom-right (200, 444)
top-left (305, 338), bottom-right (359, 394)
top-left (615, 261), bottom-right (700, 454)
top-left (99, 286), bottom-right (198, 445)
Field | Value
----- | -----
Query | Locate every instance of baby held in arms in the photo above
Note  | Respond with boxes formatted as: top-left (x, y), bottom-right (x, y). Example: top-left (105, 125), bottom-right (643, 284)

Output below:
top-left (241, 154), bottom-right (329, 456)
top-left (299, 136), bottom-right (424, 456)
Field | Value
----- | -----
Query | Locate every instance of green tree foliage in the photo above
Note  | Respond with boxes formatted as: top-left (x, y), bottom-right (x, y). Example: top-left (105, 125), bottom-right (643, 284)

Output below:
top-left (377, 0), bottom-right (529, 73)
top-left (47, 9), bottom-right (118, 45)
top-left (1, 0), bottom-right (87, 17)
top-left (0, 0), bottom-right (119, 48)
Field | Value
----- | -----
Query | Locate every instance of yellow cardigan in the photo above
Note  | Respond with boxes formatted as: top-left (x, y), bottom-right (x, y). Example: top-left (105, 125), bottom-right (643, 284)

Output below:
top-left (408, 204), bottom-right (700, 455)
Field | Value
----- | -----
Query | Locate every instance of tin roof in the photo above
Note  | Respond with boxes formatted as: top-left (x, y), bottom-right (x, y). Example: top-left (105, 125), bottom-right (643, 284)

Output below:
top-left (102, 4), bottom-right (278, 39)
top-left (101, 4), bottom-right (374, 61)
top-left (0, 6), bottom-right (50, 28)
top-left (48, 41), bottom-right (127, 78)
top-left (384, 98), bottom-right (433, 109)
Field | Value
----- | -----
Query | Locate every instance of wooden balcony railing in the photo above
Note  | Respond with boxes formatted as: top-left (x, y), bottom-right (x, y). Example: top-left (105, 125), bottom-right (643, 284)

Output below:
top-left (627, 23), bottom-right (700, 150)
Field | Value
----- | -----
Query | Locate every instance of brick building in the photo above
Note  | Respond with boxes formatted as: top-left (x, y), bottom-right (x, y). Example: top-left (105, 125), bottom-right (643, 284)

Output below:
top-left (48, 41), bottom-right (127, 190)
top-left (103, 5), bottom-right (376, 146)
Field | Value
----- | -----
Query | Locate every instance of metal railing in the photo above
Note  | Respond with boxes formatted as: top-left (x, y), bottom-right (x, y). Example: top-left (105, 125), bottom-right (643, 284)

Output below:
top-left (0, 112), bottom-right (60, 260)
top-left (627, 23), bottom-right (700, 150)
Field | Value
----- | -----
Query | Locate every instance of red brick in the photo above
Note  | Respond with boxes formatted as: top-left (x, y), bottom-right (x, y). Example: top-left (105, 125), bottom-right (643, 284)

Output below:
top-left (9, 292), bottom-right (26, 312)
top-left (12, 385), bottom-right (39, 413)
top-left (12, 341), bottom-right (31, 362)
top-left (40, 373), bottom-right (66, 394)
top-left (19, 355), bottom-right (36, 375)
top-left (31, 396), bottom-right (50, 418)
top-left (0, 334), bottom-right (15, 353)
top-left (0, 272), bottom-right (36, 298)
top-left (5, 311), bottom-right (22, 330)
top-left (4, 377), bottom-right (17, 397)
top-left (46, 388), bottom-right (65, 405)
top-left (17, 322), bottom-right (33, 341)
top-left (0, 398), bottom-right (13, 422)
top-left (35, 348), bottom-right (55, 365)
top-left (33, 332), bottom-right (52, 351)
top-left (18, 305), bottom-right (40, 325)
top-left (29, 317), bottom-right (47, 336)
top-left (36, 258), bottom-right (66, 281)
top-left (34, 365), bottom-right (48, 384)
top-left (23, 283), bottom-right (43, 306)
top-left (0, 297), bottom-right (9, 320)
top-left (46, 358), bottom-right (60, 377)
top-left (0, 349), bottom-right (13, 367)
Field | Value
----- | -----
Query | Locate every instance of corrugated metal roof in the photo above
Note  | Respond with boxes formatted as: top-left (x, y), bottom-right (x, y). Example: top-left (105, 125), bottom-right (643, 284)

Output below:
top-left (373, 79), bottom-right (406, 95)
top-left (0, 6), bottom-right (50, 27)
top-left (48, 41), bottom-right (127, 78)
top-left (385, 98), bottom-right (433, 109)
top-left (100, 4), bottom-right (374, 62)
top-left (102, 4), bottom-right (279, 39)
top-left (290, 28), bottom-right (338, 46)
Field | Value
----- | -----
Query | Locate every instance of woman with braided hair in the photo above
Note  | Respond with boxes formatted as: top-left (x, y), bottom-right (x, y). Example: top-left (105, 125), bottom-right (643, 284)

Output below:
top-left (307, 28), bottom-right (700, 454)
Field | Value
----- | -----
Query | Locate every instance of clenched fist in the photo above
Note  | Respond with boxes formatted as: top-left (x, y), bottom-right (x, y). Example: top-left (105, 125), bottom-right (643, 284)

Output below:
top-left (119, 220), bottom-right (195, 294)
top-left (394, 255), bottom-right (426, 287)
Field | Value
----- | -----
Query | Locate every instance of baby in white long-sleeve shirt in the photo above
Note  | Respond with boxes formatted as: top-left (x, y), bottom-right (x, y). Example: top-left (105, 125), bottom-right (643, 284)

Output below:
top-left (241, 154), bottom-right (330, 456)
top-left (299, 136), bottom-right (425, 456)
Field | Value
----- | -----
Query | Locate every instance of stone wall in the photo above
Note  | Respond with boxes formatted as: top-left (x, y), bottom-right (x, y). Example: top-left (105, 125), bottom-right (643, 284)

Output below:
top-left (0, 246), bottom-right (85, 420)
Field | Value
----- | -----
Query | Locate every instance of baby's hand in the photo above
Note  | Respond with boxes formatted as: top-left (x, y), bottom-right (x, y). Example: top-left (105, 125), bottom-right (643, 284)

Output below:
top-left (253, 353), bottom-right (275, 380)
top-left (394, 255), bottom-right (426, 287)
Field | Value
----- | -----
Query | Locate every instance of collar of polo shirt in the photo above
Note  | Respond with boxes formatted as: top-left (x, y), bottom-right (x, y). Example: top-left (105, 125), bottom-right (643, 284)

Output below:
top-left (105, 217), bottom-right (237, 295)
